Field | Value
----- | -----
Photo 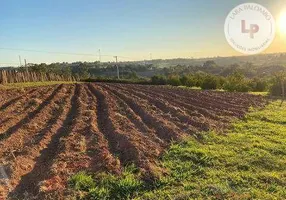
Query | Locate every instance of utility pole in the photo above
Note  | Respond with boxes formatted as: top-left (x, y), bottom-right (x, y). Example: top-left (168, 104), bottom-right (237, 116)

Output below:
top-left (18, 55), bottom-right (22, 67)
top-left (24, 59), bottom-right (27, 68)
top-left (150, 53), bottom-right (152, 60)
top-left (114, 56), bottom-right (119, 79)
top-left (98, 49), bottom-right (101, 62)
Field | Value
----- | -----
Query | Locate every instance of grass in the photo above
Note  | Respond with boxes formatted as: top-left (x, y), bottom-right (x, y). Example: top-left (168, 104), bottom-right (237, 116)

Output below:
top-left (69, 165), bottom-right (143, 200)
top-left (177, 86), bottom-right (270, 96)
top-left (69, 101), bottom-right (286, 200)
top-left (248, 91), bottom-right (269, 96)
top-left (178, 86), bottom-right (201, 90)
top-left (0, 81), bottom-right (77, 90)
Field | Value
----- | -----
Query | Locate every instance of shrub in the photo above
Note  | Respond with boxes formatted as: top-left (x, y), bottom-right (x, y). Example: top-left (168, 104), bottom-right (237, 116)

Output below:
top-left (194, 72), bottom-right (207, 87)
top-left (185, 75), bottom-right (197, 87)
top-left (223, 71), bottom-right (250, 92)
top-left (179, 75), bottom-right (189, 86)
top-left (269, 72), bottom-right (286, 96)
top-left (201, 75), bottom-right (219, 90)
top-left (151, 75), bottom-right (167, 85)
top-left (167, 75), bottom-right (181, 86)
top-left (248, 78), bottom-right (268, 92)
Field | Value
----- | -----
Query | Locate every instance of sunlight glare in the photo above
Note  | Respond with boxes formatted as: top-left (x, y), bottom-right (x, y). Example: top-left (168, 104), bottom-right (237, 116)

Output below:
top-left (279, 11), bottom-right (286, 35)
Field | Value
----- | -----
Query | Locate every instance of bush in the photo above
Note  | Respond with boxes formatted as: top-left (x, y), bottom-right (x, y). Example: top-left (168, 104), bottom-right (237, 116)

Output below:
top-left (248, 78), bottom-right (268, 92)
top-left (193, 72), bottom-right (206, 87)
top-left (185, 75), bottom-right (197, 87)
top-left (223, 71), bottom-right (250, 92)
top-left (201, 75), bottom-right (220, 90)
top-left (269, 73), bottom-right (286, 96)
top-left (179, 75), bottom-right (189, 86)
top-left (151, 75), bottom-right (167, 85)
top-left (167, 75), bottom-right (181, 86)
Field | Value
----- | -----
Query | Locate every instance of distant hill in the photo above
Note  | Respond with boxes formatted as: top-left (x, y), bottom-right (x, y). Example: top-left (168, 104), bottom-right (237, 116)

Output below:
top-left (126, 52), bottom-right (286, 68)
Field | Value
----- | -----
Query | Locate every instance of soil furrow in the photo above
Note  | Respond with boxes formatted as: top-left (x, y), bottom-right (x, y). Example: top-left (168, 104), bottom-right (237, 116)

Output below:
top-left (99, 84), bottom-right (183, 142)
top-left (111, 84), bottom-right (227, 122)
top-left (110, 84), bottom-right (212, 132)
top-left (10, 84), bottom-right (79, 197)
top-left (0, 85), bottom-right (73, 198)
top-left (0, 88), bottom-right (35, 106)
top-left (0, 82), bottom-right (266, 199)
top-left (0, 88), bottom-right (37, 111)
top-left (99, 85), bottom-right (165, 148)
top-left (0, 85), bottom-right (71, 159)
top-left (128, 84), bottom-right (243, 117)
top-left (88, 84), bottom-right (162, 179)
top-left (0, 87), bottom-right (53, 129)
top-left (84, 85), bottom-right (123, 174)
top-left (0, 85), bottom-right (63, 141)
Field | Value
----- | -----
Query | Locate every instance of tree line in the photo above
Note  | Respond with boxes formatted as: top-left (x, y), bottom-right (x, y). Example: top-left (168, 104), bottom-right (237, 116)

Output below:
top-left (10, 60), bottom-right (286, 96)
top-left (150, 71), bottom-right (285, 96)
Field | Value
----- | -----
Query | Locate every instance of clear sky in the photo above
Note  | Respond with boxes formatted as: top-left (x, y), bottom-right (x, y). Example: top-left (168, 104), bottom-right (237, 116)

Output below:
top-left (0, 0), bottom-right (286, 66)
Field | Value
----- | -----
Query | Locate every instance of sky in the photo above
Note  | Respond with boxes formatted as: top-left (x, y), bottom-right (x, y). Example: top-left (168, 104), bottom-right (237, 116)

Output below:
top-left (0, 0), bottom-right (286, 66)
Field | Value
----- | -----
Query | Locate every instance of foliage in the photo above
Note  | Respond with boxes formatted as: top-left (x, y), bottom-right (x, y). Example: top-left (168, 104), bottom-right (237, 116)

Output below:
top-left (151, 75), bottom-right (167, 85)
top-left (248, 78), bottom-right (269, 92)
top-left (201, 75), bottom-right (222, 90)
top-left (167, 75), bottom-right (181, 86)
top-left (184, 75), bottom-right (197, 87)
top-left (269, 71), bottom-right (286, 96)
top-left (69, 165), bottom-right (144, 200)
top-left (69, 172), bottom-right (95, 191)
top-left (223, 71), bottom-right (250, 92)
top-left (11, 60), bottom-right (285, 95)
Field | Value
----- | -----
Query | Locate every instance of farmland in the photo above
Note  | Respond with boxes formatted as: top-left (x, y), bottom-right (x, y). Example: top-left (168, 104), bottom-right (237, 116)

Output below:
top-left (0, 83), bottom-right (267, 199)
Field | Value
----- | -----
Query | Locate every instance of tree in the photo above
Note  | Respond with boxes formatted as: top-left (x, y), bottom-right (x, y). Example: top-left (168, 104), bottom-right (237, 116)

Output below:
top-left (203, 60), bottom-right (216, 68)
top-left (270, 71), bottom-right (286, 97)
top-left (167, 75), bottom-right (181, 86)
top-left (248, 78), bottom-right (268, 92)
top-left (201, 75), bottom-right (220, 90)
top-left (151, 75), bottom-right (167, 85)
top-left (223, 71), bottom-right (250, 92)
top-left (179, 75), bottom-right (189, 86)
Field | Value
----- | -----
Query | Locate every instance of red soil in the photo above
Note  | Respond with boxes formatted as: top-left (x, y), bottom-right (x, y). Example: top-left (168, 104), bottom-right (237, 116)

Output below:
top-left (0, 83), bottom-right (266, 199)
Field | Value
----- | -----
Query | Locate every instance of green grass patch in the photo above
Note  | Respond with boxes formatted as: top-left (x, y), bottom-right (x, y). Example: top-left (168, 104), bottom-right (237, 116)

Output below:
top-left (178, 86), bottom-right (201, 90)
top-left (69, 165), bottom-right (144, 200)
top-left (69, 101), bottom-right (286, 200)
top-left (248, 91), bottom-right (269, 96)
top-left (0, 81), bottom-right (77, 90)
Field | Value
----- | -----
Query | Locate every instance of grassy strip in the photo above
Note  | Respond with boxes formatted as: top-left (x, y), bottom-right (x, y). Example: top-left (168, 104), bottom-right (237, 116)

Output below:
top-left (248, 91), bottom-right (269, 96)
top-left (84, 78), bottom-right (151, 85)
top-left (69, 101), bottom-right (286, 200)
top-left (0, 81), bottom-right (77, 90)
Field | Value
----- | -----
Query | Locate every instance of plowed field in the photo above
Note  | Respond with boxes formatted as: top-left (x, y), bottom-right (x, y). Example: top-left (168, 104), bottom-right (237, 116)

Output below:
top-left (0, 83), bottom-right (266, 199)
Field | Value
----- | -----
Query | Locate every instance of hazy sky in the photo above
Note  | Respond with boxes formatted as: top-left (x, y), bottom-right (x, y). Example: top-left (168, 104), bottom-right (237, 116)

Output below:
top-left (0, 0), bottom-right (286, 65)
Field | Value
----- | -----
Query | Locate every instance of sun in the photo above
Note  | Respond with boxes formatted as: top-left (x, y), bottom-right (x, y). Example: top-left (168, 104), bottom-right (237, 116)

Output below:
top-left (278, 11), bottom-right (286, 35)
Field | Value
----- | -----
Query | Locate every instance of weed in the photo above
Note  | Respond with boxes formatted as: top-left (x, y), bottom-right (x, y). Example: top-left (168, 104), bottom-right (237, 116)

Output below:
top-left (69, 172), bottom-right (95, 192)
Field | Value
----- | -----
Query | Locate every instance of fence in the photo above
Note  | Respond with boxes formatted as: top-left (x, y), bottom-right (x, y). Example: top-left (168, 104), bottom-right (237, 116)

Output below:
top-left (0, 70), bottom-right (78, 84)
